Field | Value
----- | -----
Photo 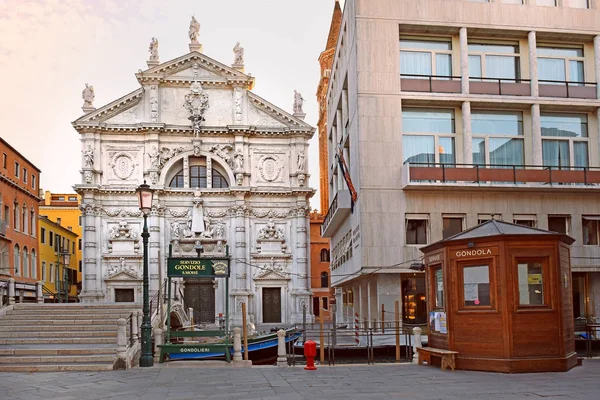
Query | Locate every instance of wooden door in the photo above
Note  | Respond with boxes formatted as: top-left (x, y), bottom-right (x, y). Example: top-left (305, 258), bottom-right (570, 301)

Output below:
top-left (262, 287), bottom-right (281, 323)
top-left (184, 278), bottom-right (215, 324)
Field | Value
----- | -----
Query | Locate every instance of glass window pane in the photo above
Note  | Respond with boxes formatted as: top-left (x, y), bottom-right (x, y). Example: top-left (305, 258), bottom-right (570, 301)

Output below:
top-left (463, 265), bottom-right (490, 306)
top-left (472, 138), bottom-right (486, 165)
top-left (472, 111), bottom-right (523, 135)
top-left (518, 262), bottom-right (544, 305)
top-left (569, 60), bottom-right (584, 83)
top-left (439, 137), bottom-right (455, 165)
top-left (485, 55), bottom-right (519, 79)
top-left (468, 55), bottom-right (482, 78)
top-left (443, 217), bottom-right (463, 239)
top-left (403, 135), bottom-right (434, 164)
top-left (542, 140), bottom-right (570, 168)
top-left (468, 43), bottom-right (518, 54)
top-left (583, 218), bottom-right (599, 245)
top-left (538, 47), bottom-right (582, 58)
top-left (400, 39), bottom-right (451, 51)
top-left (400, 51), bottom-right (432, 76)
top-left (435, 54), bottom-right (452, 76)
top-left (402, 109), bottom-right (455, 133)
top-left (406, 219), bottom-right (428, 245)
top-left (489, 138), bottom-right (524, 166)
top-left (435, 268), bottom-right (444, 308)
top-left (566, 0), bottom-right (590, 9)
top-left (548, 216), bottom-right (568, 234)
top-left (541, 113), bottom-right (587, 137)
top-left (574, 142), bottom-right (588, 168)
top-left (538, 58), bottom-right (566, 82)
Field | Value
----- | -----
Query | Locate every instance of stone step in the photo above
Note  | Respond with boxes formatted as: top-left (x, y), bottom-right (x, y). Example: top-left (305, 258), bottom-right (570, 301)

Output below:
top-left (0, 319), bottom-right (126, 326)
top-left (3, 314), bottom-right (133, 320)
top-left (0, 354), bottom-right (115, 364)
top-left (6, 309), bottom-right (138, 315)
top-left (0, 337), bottom-right (117, 345)
top-left (0, 324), bottom-right (119, 332)
top-left (0, 331), bottom-right (117, 339)
top-left (0, 363), bottom-right (115, 372)
top-left (13, 304), bottom-right (141, 310)
top-left (0, 348), bottom-right (115, 356)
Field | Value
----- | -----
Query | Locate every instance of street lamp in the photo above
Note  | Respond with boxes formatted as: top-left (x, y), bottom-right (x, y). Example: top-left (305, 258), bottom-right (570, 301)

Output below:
top-left (55, 248), bottom-right (71, 303)
top-left (136, 181), bottom-right (155, 368)
top-left (61, 250), bottom-right (71, 303)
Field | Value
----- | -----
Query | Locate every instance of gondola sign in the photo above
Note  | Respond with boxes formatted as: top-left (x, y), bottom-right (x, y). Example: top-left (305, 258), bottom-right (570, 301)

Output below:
top-left (167, 257), bottom-right (230, 278)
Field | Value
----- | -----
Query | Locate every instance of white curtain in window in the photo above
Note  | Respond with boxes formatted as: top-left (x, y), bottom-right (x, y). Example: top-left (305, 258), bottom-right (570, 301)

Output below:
top-left (542, 140), bottom-right (570, 168)
top-left (439, 137), bottom-right (455, 165)
top-left (400, 51), bottom-right (431, 76)
top-left (403, 135), bottom-right (434, 164)
top-left (486, 56), bottom-right (517, 80)
top-left (574, 142), bottom-right (588, 168)
top-left (435, 54), bottom-right (452, 77)
top-left (468, 55), bottom-right (482, 79)
top-left (489, 138), bottom-right (524, 166)
top-left (569, 60), bottom-right (584, 84)
top-left (539, 58), bottom-right (565, 82)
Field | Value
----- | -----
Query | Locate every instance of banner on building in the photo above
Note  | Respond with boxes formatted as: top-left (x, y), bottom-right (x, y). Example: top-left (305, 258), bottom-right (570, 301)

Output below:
top-left (336, 147), bottom-right (358, 212)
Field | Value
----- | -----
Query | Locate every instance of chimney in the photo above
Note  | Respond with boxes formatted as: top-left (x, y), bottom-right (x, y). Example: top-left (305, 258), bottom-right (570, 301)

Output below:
top-left (57, 218), bottom-right (61, 225)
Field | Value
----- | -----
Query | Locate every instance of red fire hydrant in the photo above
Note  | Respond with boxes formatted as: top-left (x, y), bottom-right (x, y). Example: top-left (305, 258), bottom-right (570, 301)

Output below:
top-left (304, 340), bottom-right (317, 370)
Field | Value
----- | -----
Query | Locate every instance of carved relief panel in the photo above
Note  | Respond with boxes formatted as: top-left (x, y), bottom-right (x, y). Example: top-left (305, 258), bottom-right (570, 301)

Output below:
top-left (104, 148), bottom-right (141, 184)
top-left (251, 149), bottom-right (289, 187)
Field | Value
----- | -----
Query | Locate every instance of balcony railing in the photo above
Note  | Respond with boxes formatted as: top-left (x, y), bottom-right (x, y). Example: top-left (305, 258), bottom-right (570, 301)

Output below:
top-left (403, 162), bottom-right (600, 188)
top-left (321, 190), bottom-right (352, 238)
top-left (400, 74), bottom-right (598, 99)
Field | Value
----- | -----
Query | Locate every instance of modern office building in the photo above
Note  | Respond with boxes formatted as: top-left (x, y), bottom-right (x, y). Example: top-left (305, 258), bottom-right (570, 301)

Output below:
top-left (0, 137), bottom-right (41, 303)
top-left (321, 0), bottom-right (600, 327)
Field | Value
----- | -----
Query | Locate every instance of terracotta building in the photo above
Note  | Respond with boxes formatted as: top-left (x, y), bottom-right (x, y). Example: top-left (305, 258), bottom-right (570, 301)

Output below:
top-left (0, 137), bottom-right (41, 303)
top-left (308, 1), bottom-right (342, 321)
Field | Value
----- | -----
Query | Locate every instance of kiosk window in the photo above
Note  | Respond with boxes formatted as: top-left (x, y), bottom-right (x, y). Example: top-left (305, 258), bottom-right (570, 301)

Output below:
top-left (434, 268), bottom-right (444, 309)
top-left (517, 262), bottom-right (545, 306)
top-left (463, 265), bottom-right (490, 306)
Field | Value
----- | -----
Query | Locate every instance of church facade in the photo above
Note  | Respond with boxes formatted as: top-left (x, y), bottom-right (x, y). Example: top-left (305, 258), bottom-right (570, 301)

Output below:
top-left (73, 25), bottom-right (315, 325)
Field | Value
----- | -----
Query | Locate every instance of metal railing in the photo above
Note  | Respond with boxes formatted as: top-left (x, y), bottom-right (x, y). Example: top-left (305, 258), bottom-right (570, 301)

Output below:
top-left (405, 162), bottom-right (600, 186)
top-left (125, 312), bottom-right (136, 347)
top-left (150, 278), bottom-right (168, 319)
top-left (322, 192), bottom-right (339, 234)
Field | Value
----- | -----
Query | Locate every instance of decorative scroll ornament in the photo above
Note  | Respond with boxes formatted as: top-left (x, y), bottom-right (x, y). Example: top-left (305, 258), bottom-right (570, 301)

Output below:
top-left (209, 143), bottom-right (233, 165)
top-left (157, 146), bottom-right (185, 174)
top-left (251, 208), bottom-right (291, 219)
top-left (183, 63), bottom-right (209, 136)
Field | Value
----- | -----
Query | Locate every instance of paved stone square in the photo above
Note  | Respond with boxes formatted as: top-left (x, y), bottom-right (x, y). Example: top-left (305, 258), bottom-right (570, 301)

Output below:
top-left (0, 360), bottom-right (599, 400)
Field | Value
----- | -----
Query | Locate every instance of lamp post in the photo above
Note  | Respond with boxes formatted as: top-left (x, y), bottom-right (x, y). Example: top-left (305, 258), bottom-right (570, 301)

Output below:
top-left (61, 250), bottom-right (71, 303)
top-left (55, 248), bottom-right (71, 303)
top-left (137, 181), bottom-right (155, 368)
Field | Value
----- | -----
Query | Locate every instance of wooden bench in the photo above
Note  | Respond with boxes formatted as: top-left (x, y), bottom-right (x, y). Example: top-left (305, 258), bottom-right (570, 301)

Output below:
top-left (416, 347), bottom-right (458, 371)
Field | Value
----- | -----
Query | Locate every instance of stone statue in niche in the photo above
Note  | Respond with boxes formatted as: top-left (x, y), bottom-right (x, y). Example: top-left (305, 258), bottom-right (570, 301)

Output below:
top-left (234, 150), bottom-right (244, 172)
top-left (171, 221), bottom-right (180, 239)
top-left (148, 37), bottom-right (159, 61)
top-left (189, 16), bottom-right (200, 44)
top-left (83, 146), bottom-right (94, 167)
top-left (233, 42), bottom-right (244, 65)
top-left (82, 83), bottom-right (95, 107)
top-left (148, 147), bottom-right (160, 169)
top-left (293, 90), bottom-right (304, 114)
top-left (201, 217), bottom-right (214, 238)
top-left (297, 150), bottom-right (306, 172)
top-left (191, 189), bottom-right (205, 234)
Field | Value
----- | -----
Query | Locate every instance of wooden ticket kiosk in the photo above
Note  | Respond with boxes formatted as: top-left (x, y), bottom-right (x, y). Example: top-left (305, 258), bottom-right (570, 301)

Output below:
top-left (420, 220), bottom-right (577, 373)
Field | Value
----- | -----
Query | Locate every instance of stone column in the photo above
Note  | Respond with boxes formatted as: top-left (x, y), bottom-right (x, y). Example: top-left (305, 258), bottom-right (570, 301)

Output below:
top-left (116, 318), bottom-right (127, 359)
top-left (462, 101), bottom-right (472, 164)
top-left (528, 31), bottom-right (539, 97)
top-left (233, 327), bottom-right (242, 362)
top-left (460, 27), bottom-right (469, 94)
top-left (276, 329), bottom-right (287, 367)
top-left (594, 35), bottom-right (600, 99)
top-left (154, 328), bottom-right (163, 363)
top-left (531, 104), bottom-right (542, 165)
top-left (149, 206), bottom-right (160, 294)
top-left (36, 281), bottom-right (43, 304)
top-left (132, 315), bottom-right (140, 345)
top-left (80, 204), bottom-right (97, 302)
top-left (8, 277), bottom-right (15, 305)
top-left (412, 326), bottom-right (422, 364)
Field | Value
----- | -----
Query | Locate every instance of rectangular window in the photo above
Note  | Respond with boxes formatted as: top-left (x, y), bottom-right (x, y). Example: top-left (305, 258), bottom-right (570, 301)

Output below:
top-left (400, 38), bottom-right (452, 78)
top-left (403, 108), bottom-right (455, 134)
top-left (478, 214), bottom-right (502, 225)
top-left (78, 216), bottom-right (82, 226)
top-left (537, 0), bottom-right (557, 5)
top-left (517, 261), bottom-right (545, 306)
top-left (541, 113), bottom-right (588, 168)
top-left (41, 261), bottom-right (46, 281)
top-left (49, 263), bottom-right (54, 283)
top-left (115, 289), bottom-right (135, 302)
top-left (41, 227), bottom-right (46, 244)
top-left (472, 111), bottom-right (524, 166)
top-left (402, 108), bottom-right (455, 166)
top-left (434, 267), bottom-right (444, 309)
top-left (513, 215), bottom-right (537, 228)
top-left (2, 153), bottom-right (6, 168)
top-left (468, 42), bottom-right (520, 81)
top-left (49, 232), bottom-right (54, 247)
top-left (3, 205), bottom-right (8, 226)
top-left (23, 169), bottom-right (27, 183)
top-left (322, 297), bottom-right (329, 310)
top-left (442, 216), bottom-right (464, 239)
top-left (463, 265), bottom-right (491, 307)
top-left (31, 175), bottom-right (36, 189)
top-left (548, 216), bottom-right (569, 234)
top-left (78, 238), bottom-right (82, 250)
top-left (406, 215), bottom-right (429, 245)
top-left (565, 0), bottom-right (589, 9)
top-left (14, 162), bottom-right (19, 178)
top-left (538, 46), bottom-right (584, 84)
top-left (582, 217), bottom-right (600, 245)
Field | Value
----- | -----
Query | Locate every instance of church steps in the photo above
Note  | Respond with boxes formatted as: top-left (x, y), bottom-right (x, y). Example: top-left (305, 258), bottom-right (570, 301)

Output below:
top-left (0, 348), bottom-right (115, 356)
top-left (0, 324), bottom-right (118, 332)
top-left (0, 363), bottom-right (115, 372)
top-left (0, 354), bottom-right (115, 364)
top-left (0, 331), bottom-right (117, 339)
top-left (2, 313), bottom-right (134, 320)
top-left (0, 319), bottom-right (126, 326)
top-left (0, 337), bottom-right (118, 345)
top-left (12, 304), bottom-right (141, 310)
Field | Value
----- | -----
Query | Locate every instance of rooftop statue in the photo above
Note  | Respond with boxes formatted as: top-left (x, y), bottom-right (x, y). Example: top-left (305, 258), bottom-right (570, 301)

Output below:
top-left (233, 42), bottom-right (244, 65)
top-left (148, 37), bottom-right (159, 61)
top-left (293, 90), bottom-right (304, 114)
top-left (189, 16), bottom-right (200, 44)
top-left (82, 83), bottom-right (95, 107)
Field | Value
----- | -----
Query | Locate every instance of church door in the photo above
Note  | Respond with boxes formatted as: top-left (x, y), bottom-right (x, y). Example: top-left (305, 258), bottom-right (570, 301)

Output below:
top-left (184, 278), bottom-right (215, 324)
top-left (262, 287), bottom-right (282, 323)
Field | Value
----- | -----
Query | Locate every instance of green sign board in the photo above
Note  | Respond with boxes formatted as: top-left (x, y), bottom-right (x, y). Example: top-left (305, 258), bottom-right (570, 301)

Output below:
top-left (167, 257), bottom-right (230, 278)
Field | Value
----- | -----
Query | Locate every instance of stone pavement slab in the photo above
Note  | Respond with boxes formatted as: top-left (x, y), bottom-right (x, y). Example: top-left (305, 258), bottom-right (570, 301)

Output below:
top-left (0, 360), bottom-right (599, 399)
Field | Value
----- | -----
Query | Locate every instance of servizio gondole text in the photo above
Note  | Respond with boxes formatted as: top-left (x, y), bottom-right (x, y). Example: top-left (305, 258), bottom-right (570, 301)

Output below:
top-left (172, 261), bottom-right (206, 275)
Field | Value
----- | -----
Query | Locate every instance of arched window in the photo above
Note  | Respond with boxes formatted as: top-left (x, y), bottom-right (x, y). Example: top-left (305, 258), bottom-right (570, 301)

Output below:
top-left (321, 271), bottom-right (329, 288)
top-left (169, 166), bottom-right (230, 188)
top-left (14, 244), bottom-right (20, 275)
top-left (30, 210), bottom-right (36, 236)
top-left (31, 250), bottom-right (36, 279)
top-left (13, 203), bottom-right (19, 231)
top-left (22, 247), bottom-right (29, 278)
top-left (320, 249), bottom-right (330, 262)
top-left (22, 204), bottom-right (27, 235)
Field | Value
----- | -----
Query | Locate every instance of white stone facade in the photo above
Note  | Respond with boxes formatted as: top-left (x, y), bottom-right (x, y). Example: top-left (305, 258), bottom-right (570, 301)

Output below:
top-left (73, 49), bottom-right (315, 325)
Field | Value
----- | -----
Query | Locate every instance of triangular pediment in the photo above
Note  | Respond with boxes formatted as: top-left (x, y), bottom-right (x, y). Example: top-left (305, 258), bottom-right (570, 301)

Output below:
top-left (254, 269), bottom-right (290, 281)
top-left (106, 270), bottom-right (141, 281)
top-left (73, 88), bottom-right (143, 124)
top-left (247, 92), bottom-right (313, 130)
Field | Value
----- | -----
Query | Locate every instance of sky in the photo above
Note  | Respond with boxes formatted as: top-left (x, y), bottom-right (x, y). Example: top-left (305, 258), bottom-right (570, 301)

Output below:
top-left (0, 0), bottom-right (345, 212)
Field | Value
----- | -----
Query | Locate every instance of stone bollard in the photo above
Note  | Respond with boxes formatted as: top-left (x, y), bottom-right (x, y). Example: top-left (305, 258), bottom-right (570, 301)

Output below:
top-left (276, 329), bottom-right (287, 367)
top-left (154, 328), bottom-right (163, 363)
top-left (8, 278), bottom-right (15, 305)
top-left (116, 318), bottom-right (127, 359)
top-left (233, 327), bottom-right (242, 362)
top-left (188, 307), bottom-right (194, 326)
top-left (412, 326), bottom-right (422, 365)
top-left (132, 314), bottom-right (140, 345)
top-left (36, 281), bottom-right (43, 304)
top-left (137, 310), bottom-right (143, 339)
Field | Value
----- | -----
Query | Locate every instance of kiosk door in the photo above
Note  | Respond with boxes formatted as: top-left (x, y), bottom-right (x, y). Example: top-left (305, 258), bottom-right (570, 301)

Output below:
top-left (262, 287), bottom-right (281, 323)
top-left (184, 278), bottom-right (215, 324)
